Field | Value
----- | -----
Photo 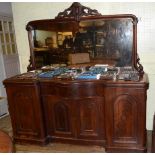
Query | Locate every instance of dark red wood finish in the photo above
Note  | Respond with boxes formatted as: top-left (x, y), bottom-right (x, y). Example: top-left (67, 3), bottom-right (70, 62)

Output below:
top-left (3, 2), bottom-right (148, 152)
top-left (3, 74), bottom-right (149, 152)
top-left (3, 80), bottom-right (48, 145)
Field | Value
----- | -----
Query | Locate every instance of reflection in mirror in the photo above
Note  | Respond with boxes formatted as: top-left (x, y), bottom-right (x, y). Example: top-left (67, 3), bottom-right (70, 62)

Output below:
top-left (78, 18), bottom-right (133, 67)
top-left (57, 32), bottom-right (73, 48)
top-left (33, 30), bottom-right (57, 48)
top-left (32, 30), bottom-right (74, 68)
top-left (33, 30), bottom-right (74, 49)
top-left (30, 18), bottom-right (134, 69)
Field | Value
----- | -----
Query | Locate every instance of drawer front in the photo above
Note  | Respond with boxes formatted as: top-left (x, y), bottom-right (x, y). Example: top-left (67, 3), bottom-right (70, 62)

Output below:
top-left (40, 82), bottom-right (104, 98)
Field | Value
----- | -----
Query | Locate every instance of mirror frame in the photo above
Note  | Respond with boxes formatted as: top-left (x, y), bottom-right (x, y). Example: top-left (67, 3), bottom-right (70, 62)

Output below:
top-left (26, 2), bottom-right (144, 75)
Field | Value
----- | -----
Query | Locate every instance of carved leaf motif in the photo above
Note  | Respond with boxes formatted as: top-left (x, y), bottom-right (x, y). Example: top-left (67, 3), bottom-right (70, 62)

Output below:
top-left (136, 55), bottom-right (144, 75)
top-left (55, 2), bottom-right (102, 21)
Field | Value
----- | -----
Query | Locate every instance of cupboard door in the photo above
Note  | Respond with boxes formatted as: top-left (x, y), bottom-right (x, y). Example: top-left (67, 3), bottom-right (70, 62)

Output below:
top-left (105, 87), bottom-right (147, 152)
top-left (76, 97), bottom-right (105, 140)
top-left (43, 96), bottom-right (75, 138)
top-left (6, 84), bottom-right (46, 144)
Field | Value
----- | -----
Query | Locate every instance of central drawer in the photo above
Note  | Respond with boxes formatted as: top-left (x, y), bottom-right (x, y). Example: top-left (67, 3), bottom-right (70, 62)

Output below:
top-left (40, 82), bottom-right (104, 98)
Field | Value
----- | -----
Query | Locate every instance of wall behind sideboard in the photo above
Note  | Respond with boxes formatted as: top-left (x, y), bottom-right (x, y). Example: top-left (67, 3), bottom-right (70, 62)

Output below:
top-left (12, 2), bottom-right (155, 130)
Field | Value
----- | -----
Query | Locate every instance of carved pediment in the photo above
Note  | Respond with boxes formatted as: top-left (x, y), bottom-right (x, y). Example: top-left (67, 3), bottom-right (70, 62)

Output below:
top-left (55, 2), bottom-right (102, 21)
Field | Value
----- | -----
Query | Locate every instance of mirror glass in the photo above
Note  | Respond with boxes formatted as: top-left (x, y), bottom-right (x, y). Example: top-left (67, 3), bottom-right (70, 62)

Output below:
top-left (32, 30), bottom-right (74, 68)
top-left (78, 18), bottom-right (133, 67)
top-left (31, 18), bottom-right (134, 68)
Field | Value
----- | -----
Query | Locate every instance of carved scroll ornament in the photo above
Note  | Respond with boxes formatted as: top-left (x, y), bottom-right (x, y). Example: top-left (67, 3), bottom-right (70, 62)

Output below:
top-left (55, 2), bottom-right (102, 21)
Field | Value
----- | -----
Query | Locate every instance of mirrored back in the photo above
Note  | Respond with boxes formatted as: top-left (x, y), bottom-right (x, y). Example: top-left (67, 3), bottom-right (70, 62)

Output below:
top-left (26, 2), bottom-right (142, 73)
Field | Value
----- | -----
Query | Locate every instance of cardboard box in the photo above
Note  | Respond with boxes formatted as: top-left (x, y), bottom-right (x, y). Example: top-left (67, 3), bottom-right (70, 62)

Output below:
top-left (68, 53), bottom-right (90, 65)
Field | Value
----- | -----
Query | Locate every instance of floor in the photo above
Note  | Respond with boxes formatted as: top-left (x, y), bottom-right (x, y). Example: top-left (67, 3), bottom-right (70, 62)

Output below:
top-left (0, 115), bottom-right (105, 153)
top-left (0, 115), bottom-right (152, 153)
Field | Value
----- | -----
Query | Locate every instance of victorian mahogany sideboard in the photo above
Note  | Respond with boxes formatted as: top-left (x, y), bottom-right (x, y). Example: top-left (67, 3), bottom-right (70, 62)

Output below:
top-left (3, 3), bottom-right (149, 152)
top-left (3, 73), bottom-right (149, 152)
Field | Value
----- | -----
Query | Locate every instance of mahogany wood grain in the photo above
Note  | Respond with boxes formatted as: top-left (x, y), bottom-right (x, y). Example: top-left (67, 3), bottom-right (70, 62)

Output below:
top-left (3, 73), bottom-right (149, 152)
top-left (3, 2), bottom-right (149, 152)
